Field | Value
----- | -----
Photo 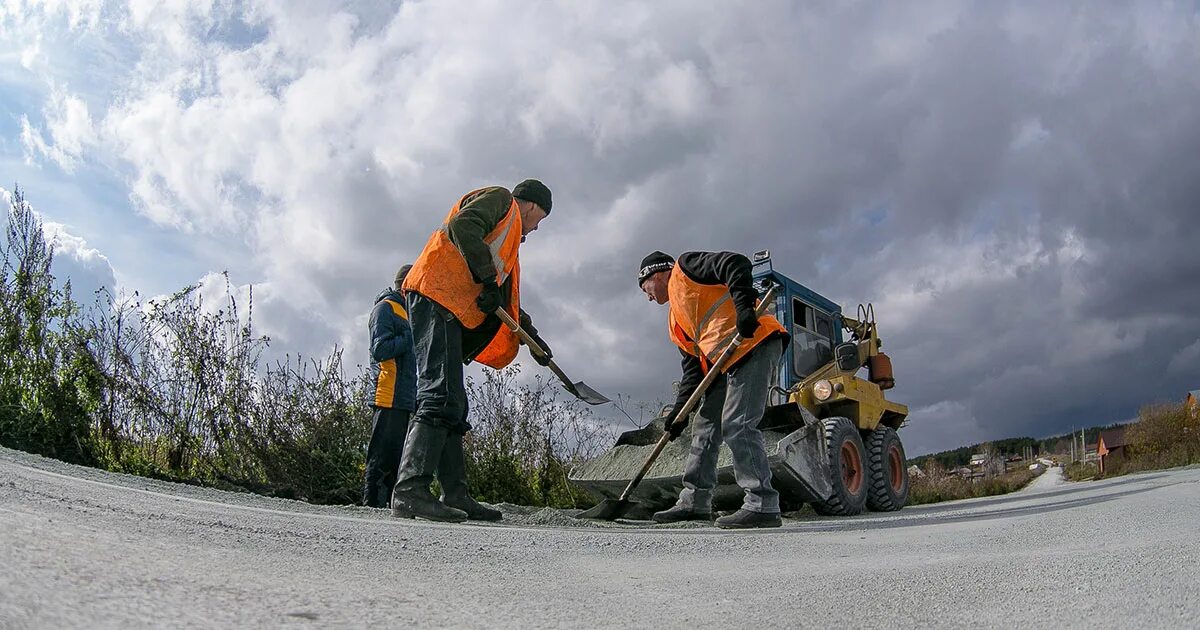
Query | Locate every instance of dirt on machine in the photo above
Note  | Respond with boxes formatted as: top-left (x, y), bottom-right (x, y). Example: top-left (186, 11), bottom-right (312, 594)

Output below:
top-left (570, 251), bottom-right (910, 518)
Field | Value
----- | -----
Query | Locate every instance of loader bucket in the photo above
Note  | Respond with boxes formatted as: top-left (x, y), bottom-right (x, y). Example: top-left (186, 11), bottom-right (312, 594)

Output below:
top-left (569, 413), bottom-right (835, 513)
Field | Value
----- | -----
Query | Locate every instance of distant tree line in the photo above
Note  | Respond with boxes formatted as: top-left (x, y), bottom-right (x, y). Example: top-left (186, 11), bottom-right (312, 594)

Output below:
top-left (0, 186), bottom-right (611, 508)
top-left (909, 424), bottom-right (1133, 470)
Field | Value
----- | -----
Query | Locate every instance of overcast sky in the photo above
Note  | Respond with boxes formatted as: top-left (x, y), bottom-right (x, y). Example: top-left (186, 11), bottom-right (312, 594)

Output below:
top-left (3, 1), bottom-right (1198, 456)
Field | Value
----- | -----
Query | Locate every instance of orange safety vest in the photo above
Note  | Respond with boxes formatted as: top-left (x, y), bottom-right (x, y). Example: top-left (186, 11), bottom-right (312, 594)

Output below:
top-left (667, 265), bottom-right (786, 373)
top-left (404, 187), bottom-right (523, 369)
top-left (373, 298), bottom-right (408, 407)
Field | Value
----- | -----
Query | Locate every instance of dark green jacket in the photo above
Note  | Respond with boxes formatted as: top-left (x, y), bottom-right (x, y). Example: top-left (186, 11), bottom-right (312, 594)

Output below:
top-left (447, 186), bottom-right (516, 286)
top-left (442, 186), bottom-right (527, 359)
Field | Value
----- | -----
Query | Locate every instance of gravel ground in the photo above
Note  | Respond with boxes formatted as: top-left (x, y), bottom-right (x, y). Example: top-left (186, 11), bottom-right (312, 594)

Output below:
top-left (2, 446), bottom-right (1198, 629)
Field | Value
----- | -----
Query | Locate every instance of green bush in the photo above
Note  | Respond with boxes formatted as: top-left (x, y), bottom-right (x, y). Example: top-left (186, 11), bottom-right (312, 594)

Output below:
top-left (1127, 402), bottom-right (1199, 471)
top-left (0, 187), bottom-right (100, 465)
top-left (1062, 460), bottom-right (1098, 481)
top-left (464, 367), bottom-right (614, 508)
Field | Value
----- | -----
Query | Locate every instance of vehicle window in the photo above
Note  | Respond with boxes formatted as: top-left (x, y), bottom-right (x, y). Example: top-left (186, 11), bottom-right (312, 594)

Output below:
top-left (792, 299), bottom-right (814, 331)
top-left (792, 328), bottom-right (832, 379)
top-left (815, 313), bottom-right (832, 339)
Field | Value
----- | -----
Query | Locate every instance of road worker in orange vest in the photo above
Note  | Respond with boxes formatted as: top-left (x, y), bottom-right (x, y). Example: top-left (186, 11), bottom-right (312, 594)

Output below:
top-left (638, 250), bottom-right (790, 529)
top-left (362, 264), bottom-right (416, 508)
top-left (392, 180), bottom-right (554, 523)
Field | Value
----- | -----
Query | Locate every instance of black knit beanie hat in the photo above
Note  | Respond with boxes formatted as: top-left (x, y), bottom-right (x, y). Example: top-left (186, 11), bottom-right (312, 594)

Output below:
top-left (638, 251), bottom-right (675, 286)
top-left (395, 264), bottom-right (413, 290)
top-left (512, 179), bottom-right (552, 214)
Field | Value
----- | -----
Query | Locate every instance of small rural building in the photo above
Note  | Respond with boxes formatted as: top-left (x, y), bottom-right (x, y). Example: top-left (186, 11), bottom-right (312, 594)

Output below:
top-left (1097, 428), bottom-right (1130, 475)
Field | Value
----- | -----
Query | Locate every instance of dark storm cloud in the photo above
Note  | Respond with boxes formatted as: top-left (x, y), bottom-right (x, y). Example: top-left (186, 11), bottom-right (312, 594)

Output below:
top-left (494, 2), bottom-right (1200, 454)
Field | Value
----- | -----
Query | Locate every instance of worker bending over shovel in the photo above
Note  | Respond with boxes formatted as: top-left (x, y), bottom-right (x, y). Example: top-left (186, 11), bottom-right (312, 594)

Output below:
top-left (637, 251), bottom-right (789, 529)
top-left (394, 180), bottom-right (555, 523)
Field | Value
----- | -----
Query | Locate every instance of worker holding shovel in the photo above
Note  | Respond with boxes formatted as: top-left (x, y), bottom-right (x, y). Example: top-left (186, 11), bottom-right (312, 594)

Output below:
top-left (637, 251), bottom-right (789, 529)
top-left (393, 180), bottom-right (554, 523)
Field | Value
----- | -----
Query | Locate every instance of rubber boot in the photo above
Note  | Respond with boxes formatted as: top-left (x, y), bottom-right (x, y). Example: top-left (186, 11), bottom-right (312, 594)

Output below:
top-left (714, 509), bottom-right (782, 529)
top-left (438, 432), bottom-right (502, 521)
top-left (391, 423), bottom-right (467, 523)
top-left (652, 505), bottom-right (713, 524)
top-left (363, 483), bottom-right (384, 508)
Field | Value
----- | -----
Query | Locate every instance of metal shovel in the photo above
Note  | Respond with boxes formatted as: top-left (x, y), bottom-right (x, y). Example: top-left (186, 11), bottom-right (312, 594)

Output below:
top-left (493, 308), bottom-right (611, 406)
top-left (577, 284), bottom-right (780, 521)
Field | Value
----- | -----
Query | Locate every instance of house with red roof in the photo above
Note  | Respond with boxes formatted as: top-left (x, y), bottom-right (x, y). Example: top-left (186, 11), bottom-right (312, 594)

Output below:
top-left (1097, 428), bottom-right (1130, 475)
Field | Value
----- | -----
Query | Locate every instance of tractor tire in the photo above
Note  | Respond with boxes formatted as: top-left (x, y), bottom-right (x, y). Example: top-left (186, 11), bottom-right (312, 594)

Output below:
top-left (865, 426), bottom-right (909, 512)
top-left (811, 418), bottom-right (869, 516)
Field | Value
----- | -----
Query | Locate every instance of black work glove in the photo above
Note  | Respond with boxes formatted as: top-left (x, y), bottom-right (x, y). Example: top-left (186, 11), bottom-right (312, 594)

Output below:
top-left (663, 408), bottom-right (687, 441)
top-left (476, 282), bottom-right (503, 314)
top-left (735, 307), bottom-right (760, 339)
top-left (520, 311), bottom-right (553, 366)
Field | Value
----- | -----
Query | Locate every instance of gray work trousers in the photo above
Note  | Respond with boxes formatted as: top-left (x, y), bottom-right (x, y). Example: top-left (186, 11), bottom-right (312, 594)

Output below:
top-left (676, 338), bottom-right (783, 514)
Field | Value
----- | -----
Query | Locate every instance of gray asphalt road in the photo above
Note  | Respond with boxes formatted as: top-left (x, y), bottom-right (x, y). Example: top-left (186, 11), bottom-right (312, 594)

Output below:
top-left (2, 447), bottom-right (1198, 629)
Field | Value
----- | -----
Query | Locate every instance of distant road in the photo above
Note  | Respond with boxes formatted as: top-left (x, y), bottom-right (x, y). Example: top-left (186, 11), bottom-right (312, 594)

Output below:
top-left (1020, 465), bottom-right (1066, 492)
top-left (2, 447), bottom-right (1198, 629)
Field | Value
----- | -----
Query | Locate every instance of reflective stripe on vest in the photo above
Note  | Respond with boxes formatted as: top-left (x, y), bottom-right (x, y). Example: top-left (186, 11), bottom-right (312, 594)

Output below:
top-left (666, 265), bottom-right (787, 374)
top-left (694, 293), bottom-right (731, 363)
top-left (439, 207), bottom-right (520, 286)
top-left (402, 187), bottom-right (523, 369)
top-left (373, 299), bottom-right (408, 408)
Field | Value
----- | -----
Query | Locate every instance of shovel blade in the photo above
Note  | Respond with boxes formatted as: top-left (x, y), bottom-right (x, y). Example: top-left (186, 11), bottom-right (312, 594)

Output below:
top-left (559, 379), bottom-right (611, 405)
top-left (576, 498), bottom-right (636, 521)
top-left (568, 380), bottom-right (611, 405)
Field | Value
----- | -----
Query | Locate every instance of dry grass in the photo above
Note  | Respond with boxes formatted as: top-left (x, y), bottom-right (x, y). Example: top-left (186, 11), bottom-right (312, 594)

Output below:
top-left (908, 463), bottom-right (1039, 506)
top-left (1062, 460), bottom-right (1098, 481)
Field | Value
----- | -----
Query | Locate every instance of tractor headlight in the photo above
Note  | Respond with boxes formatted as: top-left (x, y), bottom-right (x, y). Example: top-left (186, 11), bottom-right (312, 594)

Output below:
top-left (812, 379), bottom-right (833, 402)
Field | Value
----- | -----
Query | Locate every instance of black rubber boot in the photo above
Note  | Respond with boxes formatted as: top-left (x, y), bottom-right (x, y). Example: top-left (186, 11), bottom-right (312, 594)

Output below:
top-left (363, 484), bottom-right (384, 508)
top-left (391, 423), bottom-right (467, 523)
top-left (652, 505), bottom-right (713, 524)
top-left (715, 509), bottom-right (782, 529)
top-left (438, 432), bottom-right (502, 521)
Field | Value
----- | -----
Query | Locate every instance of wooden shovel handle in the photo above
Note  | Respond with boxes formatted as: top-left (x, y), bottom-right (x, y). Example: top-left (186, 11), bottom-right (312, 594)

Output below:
top-left (493, 308), bottom-right (547, 357)
top-left (494, 307), bottom-right (579, 394)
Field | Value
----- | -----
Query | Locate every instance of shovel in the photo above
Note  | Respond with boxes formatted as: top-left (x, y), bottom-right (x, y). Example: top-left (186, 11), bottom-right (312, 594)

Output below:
top-left (494, 308), bottom-right (612, 406)
top-left (577, 284), bottom-right (780, 521)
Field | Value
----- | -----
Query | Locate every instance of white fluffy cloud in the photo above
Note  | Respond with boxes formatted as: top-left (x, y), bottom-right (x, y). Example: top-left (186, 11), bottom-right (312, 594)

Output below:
top-left (0, 187), bottom-right (117, 303)
top-left (19, 85), bottom-right (97, 171)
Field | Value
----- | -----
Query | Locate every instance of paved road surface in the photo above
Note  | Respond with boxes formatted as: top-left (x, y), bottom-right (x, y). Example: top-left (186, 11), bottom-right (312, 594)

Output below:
top-left (2, 447), bottom-right (1198, 629)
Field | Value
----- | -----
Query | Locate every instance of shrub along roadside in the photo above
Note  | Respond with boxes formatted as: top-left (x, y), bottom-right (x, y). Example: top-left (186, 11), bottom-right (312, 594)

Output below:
top-left (1068, 401), bottom-right (1199, 481)
top-left (907, 465), bottom-right (1040, 506)
top-left (1062, 460), bottom-right (1098, 481)
top-left (0, 187), bottom-right (100, 467)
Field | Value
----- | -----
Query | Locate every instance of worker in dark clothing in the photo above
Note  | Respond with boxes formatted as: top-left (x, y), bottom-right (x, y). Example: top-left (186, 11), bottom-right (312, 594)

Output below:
top-left (394, 180), bottom-right (554, 522)
top-left (637, 250), bottom-right (789, 529)
top-left (362, 264), bottom-right (416, 508)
